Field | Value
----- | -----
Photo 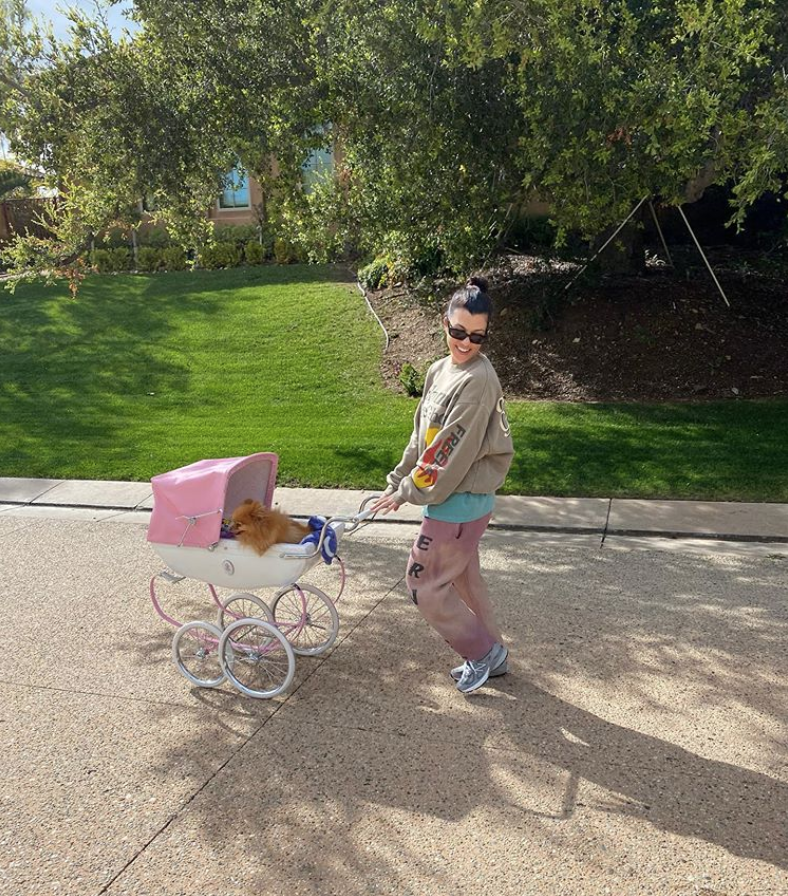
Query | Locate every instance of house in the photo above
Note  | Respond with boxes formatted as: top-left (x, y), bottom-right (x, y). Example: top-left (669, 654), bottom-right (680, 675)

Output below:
top-left (205, 144), bottom-right (336, 230)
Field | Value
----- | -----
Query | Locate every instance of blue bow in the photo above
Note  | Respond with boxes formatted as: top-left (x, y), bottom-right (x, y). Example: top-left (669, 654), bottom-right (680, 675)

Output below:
top-left (300, 516), bottom-right (338, 564)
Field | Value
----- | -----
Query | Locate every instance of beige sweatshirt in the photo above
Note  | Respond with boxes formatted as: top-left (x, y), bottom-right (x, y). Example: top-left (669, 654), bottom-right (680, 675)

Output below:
top-left (386, 353), bottom-right (514, 506)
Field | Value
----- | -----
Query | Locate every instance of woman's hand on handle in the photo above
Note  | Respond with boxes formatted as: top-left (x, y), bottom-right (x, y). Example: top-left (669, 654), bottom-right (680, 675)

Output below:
top-left (370, 493), bottom-right (402, 515)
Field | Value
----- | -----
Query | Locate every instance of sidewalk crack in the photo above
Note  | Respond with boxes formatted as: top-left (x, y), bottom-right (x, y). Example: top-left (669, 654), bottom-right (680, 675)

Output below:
top-left (94, 575), bottom-right (405, 895)
top-left (600, 498), bottom-right (613, 548)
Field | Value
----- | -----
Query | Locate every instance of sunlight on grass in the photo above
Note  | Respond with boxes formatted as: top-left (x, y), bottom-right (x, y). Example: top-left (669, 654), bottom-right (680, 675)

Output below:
top-left (1, 265), bottom-right (786, 500)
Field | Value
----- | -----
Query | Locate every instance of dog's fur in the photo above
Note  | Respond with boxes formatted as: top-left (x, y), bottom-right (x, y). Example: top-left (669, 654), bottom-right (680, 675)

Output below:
top-left (230, 498), bottom-right (311, 555)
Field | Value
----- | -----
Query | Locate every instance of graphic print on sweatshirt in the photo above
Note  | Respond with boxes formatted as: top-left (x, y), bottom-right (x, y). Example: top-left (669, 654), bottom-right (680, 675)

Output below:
top-left (413, 423), bottom-right (468, 489)
top-left (420, 388), bottom-right (451, 428)
top-left (497, 397), bottom-right (511, 437)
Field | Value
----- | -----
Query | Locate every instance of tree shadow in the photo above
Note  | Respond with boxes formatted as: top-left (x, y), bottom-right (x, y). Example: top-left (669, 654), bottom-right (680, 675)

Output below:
top-left (0, 273), bottom-right (220, 476)
top-left (0, 264), bottom-right (365, 480)
top-left (128, 535), bottom-right (788, 892)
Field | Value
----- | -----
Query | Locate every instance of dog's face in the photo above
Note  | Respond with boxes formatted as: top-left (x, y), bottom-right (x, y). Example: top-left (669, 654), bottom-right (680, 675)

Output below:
top-left (230, 498), bottom-right (267, 536)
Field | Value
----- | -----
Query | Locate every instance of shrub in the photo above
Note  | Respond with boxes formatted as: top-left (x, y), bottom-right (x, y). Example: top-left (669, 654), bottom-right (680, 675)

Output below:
top-left (90, 248), bottom-right (113, 273)
top-left (213, 224), bottom-right (259, 247)
top-left (90, 247), bottom-right (132, 273)
top-left (97, 228), bottom-right (130, 249)
top-left (162, 246), bottom-right (188, 271)
top-left (507, 214), bottom-right (557, 251)
top-left (244, 240), bottom-right (265, 265)
top-left (199, 241), bottom-right (242, 270)
top-left (220, 242), bottom-right (242, 267)
top-left (358, 257), bottom-right (390, 290)
top-left (109, 248), bottom-right (132, 272)
top-left (266, 177), bottom-right (346, 263)
top-left (137, 247), bottom-right (164, 272)
top-left (198, 245), bottom-right (217, 269)
top-left (398, 362), bottom-right (426, 397)
top-left (273, 237), bottom-right (297, 264)
top-left (139, 228), bottom-right (170, 249)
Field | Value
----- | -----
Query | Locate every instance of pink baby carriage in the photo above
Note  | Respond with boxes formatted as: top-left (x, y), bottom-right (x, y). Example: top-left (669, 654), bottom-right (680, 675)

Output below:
top-left (147, 452), bottom-right (378, 698)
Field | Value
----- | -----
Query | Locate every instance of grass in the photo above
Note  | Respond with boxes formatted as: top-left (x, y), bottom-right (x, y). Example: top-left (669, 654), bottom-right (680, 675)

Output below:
top-left (1, 265), bottom-right (787, 501)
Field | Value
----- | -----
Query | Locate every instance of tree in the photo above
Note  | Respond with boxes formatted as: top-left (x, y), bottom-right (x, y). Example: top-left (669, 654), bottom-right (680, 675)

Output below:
top-left (1, 0), bottom-right (329, 276)
top-left (432, 0), bottom-right (788, 240)
top-left (1, 0), bottom-right (787, 283)
top-left (307, 0), bottom-right (525, 274)
top-left (0, 162), bottom-right (30, 198)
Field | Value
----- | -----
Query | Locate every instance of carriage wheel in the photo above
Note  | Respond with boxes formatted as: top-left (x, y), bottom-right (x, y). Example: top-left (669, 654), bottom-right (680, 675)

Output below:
top-left (270, 584), bottom-right (339, 656)
top-left (219, 618), bottom-right (296, 699)
top-left (217, 592), bottom-right (274, 631)
top-left (172, 621), bottom-right (225, 688)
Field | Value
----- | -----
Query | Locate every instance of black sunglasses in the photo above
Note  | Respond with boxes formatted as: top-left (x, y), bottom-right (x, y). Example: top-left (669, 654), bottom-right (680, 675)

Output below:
top-left (447, 324), bottom-right (488, 345)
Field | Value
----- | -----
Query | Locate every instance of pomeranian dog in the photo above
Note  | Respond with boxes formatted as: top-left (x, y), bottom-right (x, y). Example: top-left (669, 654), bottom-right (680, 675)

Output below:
top-left (230, 498), bottom-right (311, 555)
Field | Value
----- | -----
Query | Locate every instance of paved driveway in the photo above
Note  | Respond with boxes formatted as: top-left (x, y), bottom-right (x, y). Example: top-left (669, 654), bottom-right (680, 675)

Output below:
top-left (1, 513), bottom-right (786, 895)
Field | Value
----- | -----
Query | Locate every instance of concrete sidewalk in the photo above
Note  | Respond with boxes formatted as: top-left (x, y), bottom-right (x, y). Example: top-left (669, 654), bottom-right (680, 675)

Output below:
top-left (2, 475), bottom-right (788, 544)
top-left (0, 501), bottom-right (786, 895)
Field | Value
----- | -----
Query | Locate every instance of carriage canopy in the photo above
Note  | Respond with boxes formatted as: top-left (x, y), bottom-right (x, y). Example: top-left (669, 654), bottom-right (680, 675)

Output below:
top-left (146, 453), bottom-right (278, 548)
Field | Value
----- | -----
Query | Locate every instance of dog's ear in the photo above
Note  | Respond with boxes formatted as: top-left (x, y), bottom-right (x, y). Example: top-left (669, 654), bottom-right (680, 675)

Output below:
top-left (240, 498), bottom-right (255, 507)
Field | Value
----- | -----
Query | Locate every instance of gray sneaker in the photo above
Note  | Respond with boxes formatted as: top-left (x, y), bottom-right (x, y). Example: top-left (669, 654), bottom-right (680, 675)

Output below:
top-left (451, 642), bottom-right (508, 682)
top-left (455, 643), bottom-right (509, 694)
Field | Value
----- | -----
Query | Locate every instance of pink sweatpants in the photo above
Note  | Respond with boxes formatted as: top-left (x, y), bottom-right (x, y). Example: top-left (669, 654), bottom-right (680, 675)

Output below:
top-left (405, 513), bottom-right (501, 661)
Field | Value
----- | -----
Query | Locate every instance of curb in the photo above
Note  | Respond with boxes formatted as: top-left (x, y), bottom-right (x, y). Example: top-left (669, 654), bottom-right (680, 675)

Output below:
top-left (3, 497), bottom-right (788, 546)
top-left (2, 478), bottom-right (787, 545)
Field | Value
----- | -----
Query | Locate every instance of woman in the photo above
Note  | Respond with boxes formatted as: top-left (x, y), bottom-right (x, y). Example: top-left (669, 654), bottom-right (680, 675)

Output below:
top-left (371, 276), bottom-right (514, 693)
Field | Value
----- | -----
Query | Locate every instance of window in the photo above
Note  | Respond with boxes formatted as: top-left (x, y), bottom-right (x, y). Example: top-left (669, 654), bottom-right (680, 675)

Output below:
top-left (302, 145), bottom-right (334, 194)
top-left (219, 168), bottom-right (250, 209)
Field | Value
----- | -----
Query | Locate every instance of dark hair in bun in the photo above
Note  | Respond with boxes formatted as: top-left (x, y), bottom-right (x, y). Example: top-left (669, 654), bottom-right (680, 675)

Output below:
top-left (446, 274), bottom-right (493, 322)
top-left (467, 275), bottom-right (489, 292)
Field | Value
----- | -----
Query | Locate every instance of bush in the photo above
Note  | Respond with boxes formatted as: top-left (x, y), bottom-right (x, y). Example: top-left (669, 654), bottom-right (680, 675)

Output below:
top-left (266, 177), bottom-right (346, 263)
top-left (137, 247), bottom-right (164, 272)
top-left (220, 242), bottom-right (242, 267)
top-left (398, 362), bottom-right (426, 397)
top-left (213, 224), bottom-right (259, 247)
top-left (96, 228), bottom-right (130, 249)
top-left (198, 245), bottom-right (216, 269)
top-left (507, 214), bottom-right (557, 251)
top-left (358, 257), bottom-right (390, 290)
top-left (109, 248), bottom-right (133, 272)
top-left (199, 241), bottom-right (242, 269)
top-left (90, 247), bottom-right (132, 273)
top-left (244, 240), bottom-right (265, 265)
top-left (90, 248), bottom-right (112, 273)
top-left (361, 229), bottom-right (446, 284)
top-left (139, 228), bottom-right (170, 249)
top-left (162, 246), bottom-right (188, 271)
top-left (273, 237), bottom-right (297, 264)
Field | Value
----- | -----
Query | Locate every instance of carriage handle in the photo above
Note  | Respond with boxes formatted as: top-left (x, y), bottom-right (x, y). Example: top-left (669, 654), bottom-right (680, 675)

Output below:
top-left (286, 494), bottom-right (383, 560)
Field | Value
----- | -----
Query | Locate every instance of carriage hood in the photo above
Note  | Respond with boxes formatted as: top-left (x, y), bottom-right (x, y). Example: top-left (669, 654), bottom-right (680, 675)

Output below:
top-left (146, 453), bottom-right (278, 548)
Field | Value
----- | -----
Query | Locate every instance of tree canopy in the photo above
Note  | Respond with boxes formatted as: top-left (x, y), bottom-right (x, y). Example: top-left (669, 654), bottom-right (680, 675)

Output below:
top-left (1, 0), bottom-right (786, 279)
top-left (436, 0), bottom-right (788, 237)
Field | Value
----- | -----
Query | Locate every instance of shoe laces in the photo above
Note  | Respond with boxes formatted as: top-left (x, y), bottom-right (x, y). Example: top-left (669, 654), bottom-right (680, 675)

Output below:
top-left (460, 658), bottom-right (487, 679)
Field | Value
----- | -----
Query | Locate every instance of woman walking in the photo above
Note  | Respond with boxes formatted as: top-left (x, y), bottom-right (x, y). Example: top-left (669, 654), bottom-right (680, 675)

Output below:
top-left (371, 276), bottom-right (514, 693)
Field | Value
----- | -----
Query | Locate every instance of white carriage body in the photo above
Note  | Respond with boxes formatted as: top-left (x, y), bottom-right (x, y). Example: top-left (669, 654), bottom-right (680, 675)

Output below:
top-left (146, 452), bottom-right (343, 588)
top-left (150, 521), bottom-right (346, 588)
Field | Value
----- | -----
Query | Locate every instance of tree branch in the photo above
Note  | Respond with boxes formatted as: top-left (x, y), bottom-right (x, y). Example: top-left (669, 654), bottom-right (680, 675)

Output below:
top-left (0, 69), bottom-right (30, 99)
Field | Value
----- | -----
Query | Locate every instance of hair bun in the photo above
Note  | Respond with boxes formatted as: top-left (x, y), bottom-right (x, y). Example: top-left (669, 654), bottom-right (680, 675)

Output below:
top-left (466, 275), bottom-right (489, 292)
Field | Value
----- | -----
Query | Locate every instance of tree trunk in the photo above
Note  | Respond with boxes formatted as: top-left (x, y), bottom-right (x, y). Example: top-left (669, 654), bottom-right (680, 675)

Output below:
top-left (592, 216), bottom-right (646, 275)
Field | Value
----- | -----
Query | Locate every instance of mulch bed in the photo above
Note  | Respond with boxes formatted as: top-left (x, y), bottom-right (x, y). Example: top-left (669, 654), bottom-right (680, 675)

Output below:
top-left (364, 250), bottom-right (788, 401)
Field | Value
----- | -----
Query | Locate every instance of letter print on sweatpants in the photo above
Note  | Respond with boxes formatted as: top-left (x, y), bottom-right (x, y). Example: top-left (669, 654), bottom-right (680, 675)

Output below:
top-left (408, 534), bottom-right (433, 604)
top-left (405, 514), bottom-right (498, 661)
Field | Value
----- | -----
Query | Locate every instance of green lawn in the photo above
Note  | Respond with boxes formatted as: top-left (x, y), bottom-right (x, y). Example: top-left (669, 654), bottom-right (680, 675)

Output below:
top-left (1, 265), bottom-right (786, 501)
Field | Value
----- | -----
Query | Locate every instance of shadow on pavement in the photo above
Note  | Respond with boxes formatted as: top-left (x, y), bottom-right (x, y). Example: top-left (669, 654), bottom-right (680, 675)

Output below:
top-left (126, 536), bottom-right (787, 893)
